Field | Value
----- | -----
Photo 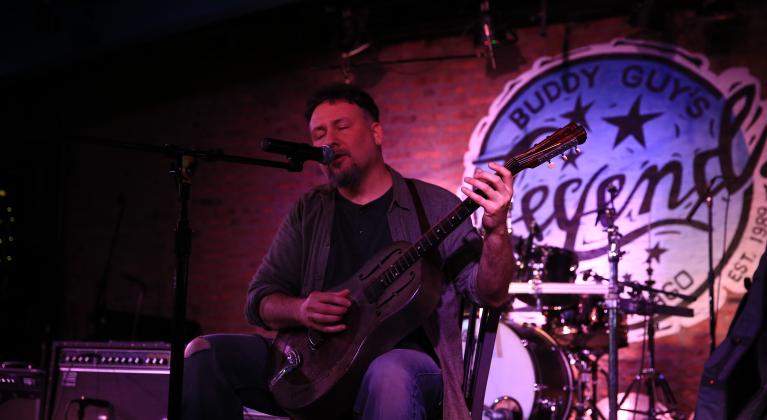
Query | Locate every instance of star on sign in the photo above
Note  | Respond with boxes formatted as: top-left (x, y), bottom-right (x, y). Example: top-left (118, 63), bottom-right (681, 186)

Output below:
top-left (560, 95), bottom-right (594, 131)
top-left (645, 242), bottom-right (668, 264)
top-left (603, 95), bottom-right (663, 149)
top-left (622, 273), bottom-right (633, 282)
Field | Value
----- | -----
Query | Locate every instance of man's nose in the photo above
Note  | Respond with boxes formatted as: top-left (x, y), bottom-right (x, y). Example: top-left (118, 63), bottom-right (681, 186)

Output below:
top-left (318, 130), bottom-right (340, 147)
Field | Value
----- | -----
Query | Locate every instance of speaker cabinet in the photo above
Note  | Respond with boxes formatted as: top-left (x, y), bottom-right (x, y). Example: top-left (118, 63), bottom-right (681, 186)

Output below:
top-left (0, 365), bottom-right (44, 420)
top-left (46, 341), bottom-right (170, 420)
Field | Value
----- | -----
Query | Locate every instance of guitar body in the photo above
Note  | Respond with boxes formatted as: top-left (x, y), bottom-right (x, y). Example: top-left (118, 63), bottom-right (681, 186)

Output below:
top-left (269, 241), bottom-right (443, 419)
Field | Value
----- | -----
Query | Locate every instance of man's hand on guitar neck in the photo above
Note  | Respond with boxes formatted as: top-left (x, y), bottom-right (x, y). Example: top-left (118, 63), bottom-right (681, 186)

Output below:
top-left (260, 289), bottom-right (352, 333)
top-left (461, 161), bottom-right (516, 309)
top-left (460, 161), bottom-right (513, 236)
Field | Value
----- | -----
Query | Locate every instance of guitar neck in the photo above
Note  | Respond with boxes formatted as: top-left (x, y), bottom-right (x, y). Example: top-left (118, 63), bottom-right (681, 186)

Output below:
top-left (376, 158), bottom-right (524, 291)
top-left (411, 158), bottom-right (524, 260)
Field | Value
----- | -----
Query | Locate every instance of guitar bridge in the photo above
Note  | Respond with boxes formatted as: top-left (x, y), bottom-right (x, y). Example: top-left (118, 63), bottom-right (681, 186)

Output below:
top-left (270, 346), bottom-right (301, 387)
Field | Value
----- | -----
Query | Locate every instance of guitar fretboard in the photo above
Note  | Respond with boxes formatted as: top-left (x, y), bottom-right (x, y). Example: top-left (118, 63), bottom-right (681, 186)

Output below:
top-left (378, 158), bottom-right (524, 289)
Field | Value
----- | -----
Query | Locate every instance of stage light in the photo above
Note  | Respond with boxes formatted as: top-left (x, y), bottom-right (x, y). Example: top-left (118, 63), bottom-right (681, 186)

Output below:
top-left (474, 0), bottom-right (521, 75)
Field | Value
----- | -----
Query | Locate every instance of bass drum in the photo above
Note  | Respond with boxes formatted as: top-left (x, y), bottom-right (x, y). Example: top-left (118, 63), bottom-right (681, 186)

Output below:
top-left (464, 320), bottom-right (574, 420)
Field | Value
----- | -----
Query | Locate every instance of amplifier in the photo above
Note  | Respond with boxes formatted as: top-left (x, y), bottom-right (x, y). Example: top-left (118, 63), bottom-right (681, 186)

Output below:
top-left (0, 364), bottom-right (45, 420)
top-left (46, 341), bottom-right (170, 420)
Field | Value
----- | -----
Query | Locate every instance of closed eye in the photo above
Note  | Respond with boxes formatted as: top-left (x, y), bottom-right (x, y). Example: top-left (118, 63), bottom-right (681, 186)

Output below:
top-left (312, 128), bottom-right (326, 142)
top-left (335, 119), bottom-right (351, 130)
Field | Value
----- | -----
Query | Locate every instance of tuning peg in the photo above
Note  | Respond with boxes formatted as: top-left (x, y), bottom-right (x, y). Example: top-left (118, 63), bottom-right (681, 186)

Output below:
top-left (561, 154), bottom-right (568, 161)
top-left (575, 146), bottom-right (581, 154)
top-left (547, 161), bottom-right (555, 168)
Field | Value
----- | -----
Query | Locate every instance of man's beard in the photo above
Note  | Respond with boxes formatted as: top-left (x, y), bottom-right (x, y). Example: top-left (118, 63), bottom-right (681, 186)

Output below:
top-left (326, 162), bottom-right (362, 188)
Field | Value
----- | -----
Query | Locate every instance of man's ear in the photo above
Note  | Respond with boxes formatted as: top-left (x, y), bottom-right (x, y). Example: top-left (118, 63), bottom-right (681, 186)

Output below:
top-left (371, 121), bottom-right (383, 146)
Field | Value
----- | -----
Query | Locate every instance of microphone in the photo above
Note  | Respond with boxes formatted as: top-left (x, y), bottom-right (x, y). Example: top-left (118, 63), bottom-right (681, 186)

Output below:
top-left (686, 175), bottom-right (725, 221)
top-left (262, 138), bottom-right (335, 165)
top-left (705, 175), bottom-right (724, 208)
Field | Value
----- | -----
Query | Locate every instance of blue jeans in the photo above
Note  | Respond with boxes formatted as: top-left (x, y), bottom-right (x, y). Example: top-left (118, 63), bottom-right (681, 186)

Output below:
top-left (354, 348), bottom-right (443, 419)
top-left (182, 334), bottom-right (443, 420)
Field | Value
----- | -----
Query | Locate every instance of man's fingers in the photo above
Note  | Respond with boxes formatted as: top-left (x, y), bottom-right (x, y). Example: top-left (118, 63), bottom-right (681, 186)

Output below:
top-left (315, 324), bottom-right (347, 333)
top-left (315, 291), bottom-right (352, 307)
top-left (310, 302), bottom-right (349, 316)
top-left (488, 163), bottom-right (513, 191)
top-left (488, 162), bottom-right (512, 180)
top-left (474, 167), bottom-right (504, 187)
top-left (461, 186), bottom-right (489, 207)
top-left (475, 166), bottom-right (511, 194)
top-left (309, 313), bottom-right (343, 324)
top-left (463, 177), bottom-right (499, 201)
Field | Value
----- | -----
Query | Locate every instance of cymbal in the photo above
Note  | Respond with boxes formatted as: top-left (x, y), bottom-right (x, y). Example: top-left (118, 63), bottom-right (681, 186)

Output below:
top-left (619, 299), bottom-right (694, 317)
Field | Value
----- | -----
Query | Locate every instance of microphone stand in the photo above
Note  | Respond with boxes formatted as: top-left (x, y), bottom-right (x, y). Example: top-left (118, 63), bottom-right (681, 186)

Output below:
top-left (165, 146), bottom-right (310, 420)
top-left (64, 136), bottom-right (314, 420)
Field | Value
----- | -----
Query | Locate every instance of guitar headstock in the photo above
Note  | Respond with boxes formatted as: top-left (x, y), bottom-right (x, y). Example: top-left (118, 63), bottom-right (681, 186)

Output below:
top-left (509, 122), bottom-right (587, 171)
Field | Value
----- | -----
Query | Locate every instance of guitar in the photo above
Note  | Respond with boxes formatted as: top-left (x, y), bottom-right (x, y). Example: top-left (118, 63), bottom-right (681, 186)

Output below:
top-left (268, 122), bottom-right (587, 419)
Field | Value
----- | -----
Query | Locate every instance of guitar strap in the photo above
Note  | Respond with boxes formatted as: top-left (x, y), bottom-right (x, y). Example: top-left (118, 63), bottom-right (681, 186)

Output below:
top-left (405, 178), bottom-right (430, 235)
top-left (405, 179), bottom-right (443, 267)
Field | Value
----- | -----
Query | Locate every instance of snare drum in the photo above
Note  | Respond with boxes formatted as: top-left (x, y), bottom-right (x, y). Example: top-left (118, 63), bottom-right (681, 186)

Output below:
top-left (464, 321), bottom-right (574, 419)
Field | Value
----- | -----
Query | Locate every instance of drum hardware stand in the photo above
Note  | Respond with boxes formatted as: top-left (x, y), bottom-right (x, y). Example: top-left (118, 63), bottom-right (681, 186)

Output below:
top-left (571, 350), bottom-right (607, 420)
top-left (617, 262), bottom-right (683, 419)
top-left (597, 185), bottom-right (622, 420)
top-left (531, 258), bottom-right (545, 312)
top-left (518, 221), bottom-right (546, 312)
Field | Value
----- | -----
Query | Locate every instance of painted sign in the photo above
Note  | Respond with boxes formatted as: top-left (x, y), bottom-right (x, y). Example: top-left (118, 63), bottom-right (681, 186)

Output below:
top-left (463, 39), bottom-right (767, 340)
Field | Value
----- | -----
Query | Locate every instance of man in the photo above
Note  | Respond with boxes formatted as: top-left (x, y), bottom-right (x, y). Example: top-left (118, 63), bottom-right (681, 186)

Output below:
top-left (183, 84), bottom-right (515, 419)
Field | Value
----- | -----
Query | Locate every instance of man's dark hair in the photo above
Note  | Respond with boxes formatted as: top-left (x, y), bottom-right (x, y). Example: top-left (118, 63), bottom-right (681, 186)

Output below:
top-left (304, 83), bottom-right (380, 122)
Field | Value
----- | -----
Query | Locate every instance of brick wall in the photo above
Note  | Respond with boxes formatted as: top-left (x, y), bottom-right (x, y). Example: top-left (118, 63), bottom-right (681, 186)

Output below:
top-left (56, 11), bottom-right (767, 416)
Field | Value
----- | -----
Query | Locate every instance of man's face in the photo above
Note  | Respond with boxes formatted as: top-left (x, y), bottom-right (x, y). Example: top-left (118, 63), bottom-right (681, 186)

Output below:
top-left (309, 100), bottom-right (382, 187)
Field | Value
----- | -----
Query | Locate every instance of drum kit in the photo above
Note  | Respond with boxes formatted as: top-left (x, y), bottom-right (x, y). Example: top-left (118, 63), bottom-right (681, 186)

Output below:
top-left (465, 218), bottom-right (695, 420)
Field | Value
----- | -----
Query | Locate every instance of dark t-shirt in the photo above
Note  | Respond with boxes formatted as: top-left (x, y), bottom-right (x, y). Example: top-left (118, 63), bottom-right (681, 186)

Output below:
top-left (323, 188), bottom-right (435, 359)
top-left (323, 188), bottom-right (394, 289)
